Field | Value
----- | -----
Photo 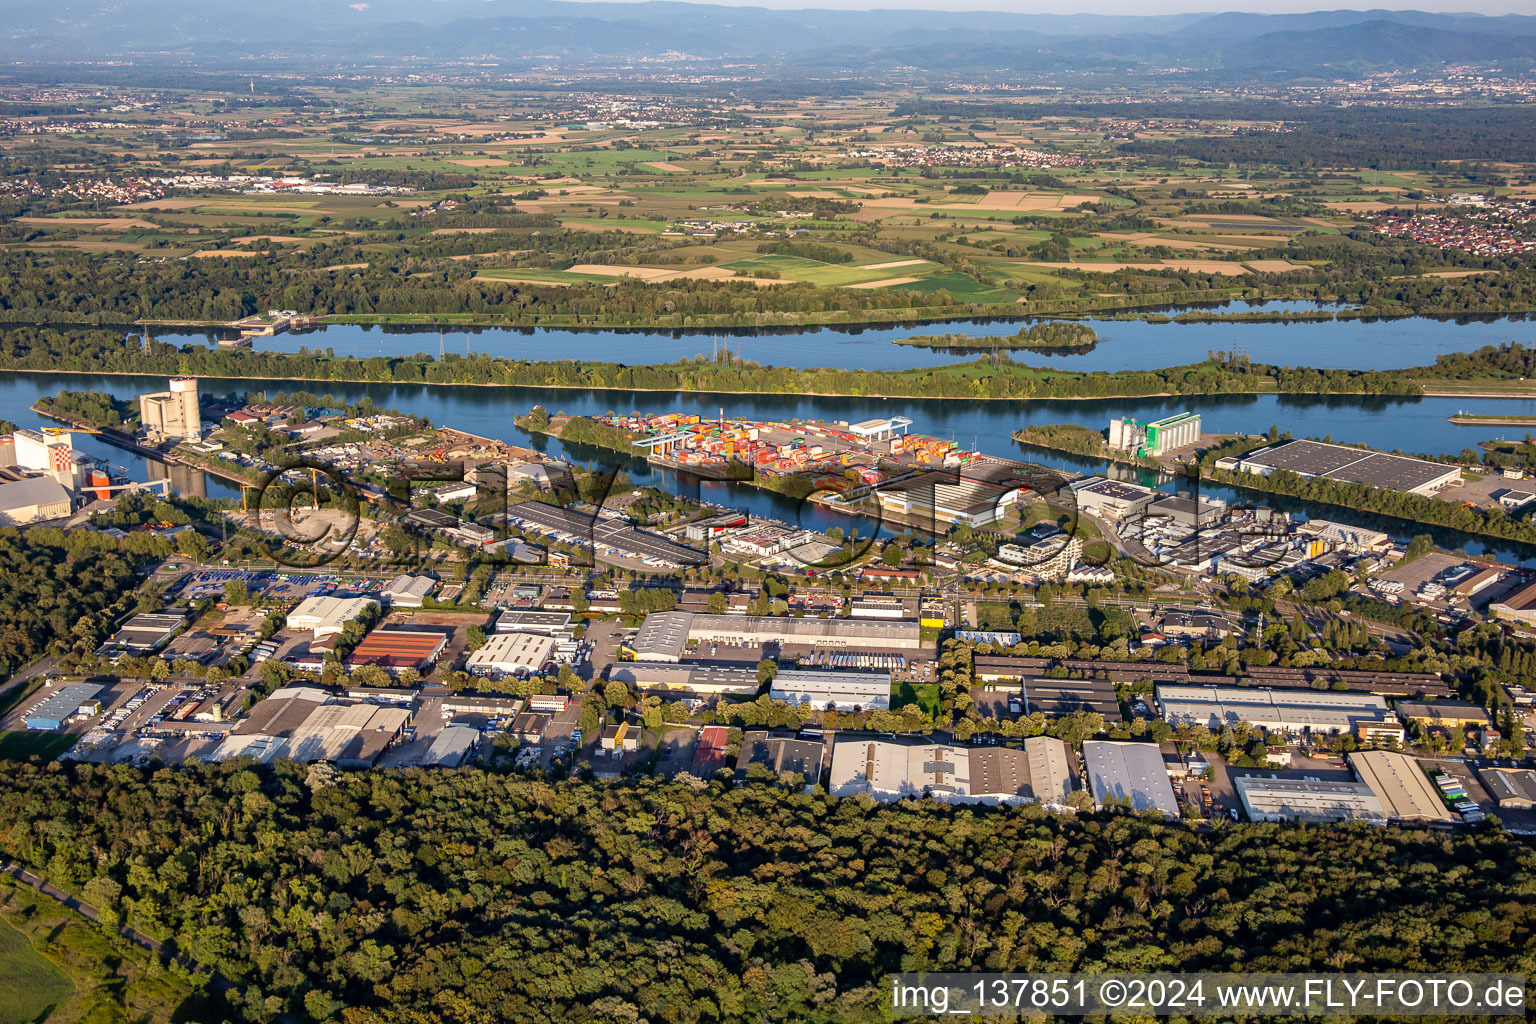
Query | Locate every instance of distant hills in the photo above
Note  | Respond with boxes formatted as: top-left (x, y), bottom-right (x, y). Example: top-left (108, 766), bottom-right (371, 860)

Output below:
top-left (3, 2), bottom-right (1536, 77)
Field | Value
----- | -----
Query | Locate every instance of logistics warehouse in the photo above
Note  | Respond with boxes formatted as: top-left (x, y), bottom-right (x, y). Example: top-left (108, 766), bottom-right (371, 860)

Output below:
top-left (1217, 439), bottom-right (1462, 496)
top-left (625, 610), bottom-right (924, 661)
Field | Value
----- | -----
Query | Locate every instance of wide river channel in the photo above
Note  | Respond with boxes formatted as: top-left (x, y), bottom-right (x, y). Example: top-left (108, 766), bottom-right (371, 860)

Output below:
top-left (9, 305), bottom-right (1536, 561)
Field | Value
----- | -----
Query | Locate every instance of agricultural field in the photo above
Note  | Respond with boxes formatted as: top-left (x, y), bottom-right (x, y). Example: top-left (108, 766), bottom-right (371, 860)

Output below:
top-left (2, 88), bottom-right (1531, 328)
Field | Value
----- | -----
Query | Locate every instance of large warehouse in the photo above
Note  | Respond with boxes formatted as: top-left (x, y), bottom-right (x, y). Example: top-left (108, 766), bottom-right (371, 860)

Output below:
top-left (1234, 775), bottom-right (1386, 825)
top-left (1071, 477), bottom-right (1159, 520)
top-left (827, 736), bottom-right (1075, 807)
top-left (0, 476), bottom-right (72, 526)
top-left (1348, 750), bottom-right (1454, 823)
top-left (688, 613), bottom-right (923, 650)
top-left (1081, 740), bottom-right (1181, 817)
top-left (1220, 439), bottom-right (1462, 496)
top-left (1155, 683), bottom-right (1394, 735)
top-left (465, 632), bottom-right (557, 678)
top-left (770, 668), bottom-right (891, 710)
top-left (344, 628), bottom-right (447, 675)
top-left (609, 662), bottom-right (762, 696)
top-left (287, 596), bottom-right (378, 639)
top-left (24, 682), bottom-right (104, 731)
top-left (627, 610), bottom-right (924, 660)
top-left (504, 500), bottom-right (707, 566)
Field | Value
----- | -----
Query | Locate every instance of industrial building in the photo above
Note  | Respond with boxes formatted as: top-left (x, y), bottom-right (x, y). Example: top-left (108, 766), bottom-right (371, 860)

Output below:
top-left (769, 668), bottom-right (891, 711)
top-left (286, 596), bottom-right (378, 639)
top-left (343, 628), bottom-right (447, 675)
top-left (685, 511), bottom-right (748, 542)
top-left (1108, 412), bottom-right (1201, 457)
top-left (213, 688), bottom-right (411, 767)
top-left (381, 575), bottom-right (436, 607)
top-left (24, 682), bottom-right (104, 731)
top-left (1072, 477), bottom-right (1159, 520)
top-left (106, 612), bottom-right (185, 654)
top-left (504, 500), bottom-right (707, 566)
top-left (0, 476), bottom-right (73, 526)
top-left (1219, 439), bottom-right (1462, 496)
top-left (688, 613), bottom-right (923, 650)
top-left (626, 610), bottom-right (923, 660)
top-left (626, 609), bottom-right (694, 661)
top-left (970, 738), bottom-right (1076, 807)
top-left (1482, 769), bottom-right (1536, 809)
top-left (492, 609), bottom-right (573, 636)
top-left (1147, 493), bottom-right (1225, 529)
top-left (1296, 519), bottom-right (1392, 555)
top-left (1155, 683), bottom-right (1394, 735)
top-left (873, 456), bottom-right (1039, 529)
top-left (1395, 701), bottom-right (1493, 729)
top-left (1020, 675), bottom-right (1122, 720)
top-left (827, 736), bottom-right (1075, 807)
top-left (1348, 750), bottom-right (1454, 822)
top-left (464, 632), bottom-right (557, 678)
top-left (736, 730), bottom-right (825, 784)
top-left (1081, 740), bottom-right (1181, 817)
top-left (139, 377), bottom-right (202, 442)
top-left (1234, 775), bottom-right (1387, 825)
top-left (608, 662), bottom-right (762, 696)
top-left (1489, 580), bottom-right (1536, 626)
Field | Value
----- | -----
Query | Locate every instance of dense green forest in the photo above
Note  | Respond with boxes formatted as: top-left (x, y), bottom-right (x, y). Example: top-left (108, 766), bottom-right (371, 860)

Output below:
top-left (895, 322), bottom-right (1098, 351)
top-left (0, 526), bottom-right (165, 681)
top-left (0, 763), bottom-right (1533, 1024)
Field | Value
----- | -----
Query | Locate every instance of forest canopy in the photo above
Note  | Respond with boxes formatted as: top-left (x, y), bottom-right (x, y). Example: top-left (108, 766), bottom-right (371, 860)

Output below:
top-left (0, 763), bottom-right (1533, 1024)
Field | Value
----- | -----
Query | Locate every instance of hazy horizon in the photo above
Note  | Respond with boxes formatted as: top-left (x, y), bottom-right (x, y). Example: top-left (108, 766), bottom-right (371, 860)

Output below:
top-left (547, 0), bottom-right (1532, 14)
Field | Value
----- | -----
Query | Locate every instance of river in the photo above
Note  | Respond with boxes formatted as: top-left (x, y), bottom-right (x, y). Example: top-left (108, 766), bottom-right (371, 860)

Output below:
top-left (143, 301), bottom-right (1536, 374)
top-left (8, 369), bottom-right (1536, 562)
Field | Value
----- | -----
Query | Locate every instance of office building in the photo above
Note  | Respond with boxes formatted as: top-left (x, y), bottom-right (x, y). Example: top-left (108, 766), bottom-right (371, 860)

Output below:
top-left (770, 668), bottom-right (891, 711)
top-left (1234, 775), bottom-right (1387, 824)
top-left (1348, 750), bottom-right (1453, 822)
top-left (139, 377), bottom-right (202, 442)
top-left (996, 534), bottom-right (1083, 580)
top-left (1081, 740), bottom-right (1181, 817)
top-left (1108, 412), bottom-right (1201, 457)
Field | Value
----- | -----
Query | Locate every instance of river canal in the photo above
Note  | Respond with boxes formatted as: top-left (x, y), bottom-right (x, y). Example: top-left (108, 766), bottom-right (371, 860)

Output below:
top-left (148, 301), bottom-right (1536, 374)
top-left (9, 367), bottom-right (1536, 562)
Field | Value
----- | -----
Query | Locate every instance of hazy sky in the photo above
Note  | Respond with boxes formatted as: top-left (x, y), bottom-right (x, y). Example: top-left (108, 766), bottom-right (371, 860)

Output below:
top-left (562, 0), bottom-right (1530, 13)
